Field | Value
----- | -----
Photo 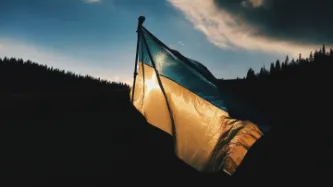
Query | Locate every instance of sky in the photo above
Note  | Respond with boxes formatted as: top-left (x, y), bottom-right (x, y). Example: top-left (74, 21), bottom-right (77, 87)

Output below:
top-left (0, 0), bottom-right (331, 84)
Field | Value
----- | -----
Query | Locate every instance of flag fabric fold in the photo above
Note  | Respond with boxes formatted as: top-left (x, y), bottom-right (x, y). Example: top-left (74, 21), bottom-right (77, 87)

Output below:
top-left (130, 25), bottom-right (266, 175)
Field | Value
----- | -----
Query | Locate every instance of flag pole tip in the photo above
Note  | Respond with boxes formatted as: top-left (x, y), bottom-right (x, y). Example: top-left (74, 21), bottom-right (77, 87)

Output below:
top-left (138, 16), bottom-right (145, 26)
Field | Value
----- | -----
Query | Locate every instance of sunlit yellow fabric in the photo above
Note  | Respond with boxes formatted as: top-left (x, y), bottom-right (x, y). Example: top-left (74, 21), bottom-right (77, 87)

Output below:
top-left (130, 62), bottom-right (263, 175)
top-left (131, 62), bottom-right (172, 134)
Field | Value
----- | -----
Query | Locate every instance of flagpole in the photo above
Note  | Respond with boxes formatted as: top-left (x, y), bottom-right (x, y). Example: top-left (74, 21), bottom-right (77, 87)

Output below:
top-left (131, 16), bottom-right (145, 102)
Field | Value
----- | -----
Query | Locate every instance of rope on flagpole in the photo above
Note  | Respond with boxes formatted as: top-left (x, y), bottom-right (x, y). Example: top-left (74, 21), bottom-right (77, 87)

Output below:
top-left (141, 30), bottom-right (178, 152)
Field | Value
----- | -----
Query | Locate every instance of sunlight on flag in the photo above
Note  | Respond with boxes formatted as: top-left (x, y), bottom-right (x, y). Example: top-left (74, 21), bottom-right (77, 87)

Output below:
top-left (130, 18), bottom-right (268, 176)
top-left (145, 72), bottom-right (159, 93)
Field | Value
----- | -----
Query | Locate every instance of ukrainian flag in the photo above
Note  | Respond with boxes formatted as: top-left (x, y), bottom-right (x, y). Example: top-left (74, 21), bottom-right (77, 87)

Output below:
top-left (130, 21), bottom-right (267, 175)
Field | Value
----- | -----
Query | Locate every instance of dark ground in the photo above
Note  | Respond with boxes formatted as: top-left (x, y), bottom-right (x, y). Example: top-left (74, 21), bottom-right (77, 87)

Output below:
top-left (2, 48), bottom-right (333, 185)
top-left (1, 91), bottom-right (206, 184)
top-left (1, 81), bottom-right (332, 184)
top-left (220, 80), bottom-right (332, 179)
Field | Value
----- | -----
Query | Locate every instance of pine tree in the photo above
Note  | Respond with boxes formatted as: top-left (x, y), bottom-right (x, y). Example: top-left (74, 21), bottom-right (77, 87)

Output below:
top-left (309, 51), bottom-right (314, 62)
top-left (322, 44), bottom-right (326, 55)
top-left (259, 67), bottom-right (269, 80)
top-left (285, 55), bottom-right (289, 64)
top-left (275, 60), bottom-right (281, 71)
top-left (270, 62), bottom-right (275, 74)
top-left (246, 68), bottom-right (256, 80)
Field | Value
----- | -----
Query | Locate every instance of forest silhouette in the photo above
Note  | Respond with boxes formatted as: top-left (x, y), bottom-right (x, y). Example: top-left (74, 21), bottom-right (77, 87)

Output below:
top-left (1, 45), bottom-right (332, 180)
top-left (245, 45), bottom-right (333, 81)
top-left (0, 57), bottom-right (129, 94)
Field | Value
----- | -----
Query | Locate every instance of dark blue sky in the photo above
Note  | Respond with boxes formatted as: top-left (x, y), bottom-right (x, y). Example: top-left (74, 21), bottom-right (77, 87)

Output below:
top-left (0, 0), bottom-right (317, 83)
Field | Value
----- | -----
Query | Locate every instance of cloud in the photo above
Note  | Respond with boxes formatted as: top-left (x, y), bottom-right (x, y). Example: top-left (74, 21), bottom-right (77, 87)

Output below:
top-left (168, 0), bottom-right (330, 56)
top-left (82, 0), bottom-right (101, 3)
top-left (214, 0), bottom-right (333, 44)
top-left (0, 38), bottom-right (130, 83)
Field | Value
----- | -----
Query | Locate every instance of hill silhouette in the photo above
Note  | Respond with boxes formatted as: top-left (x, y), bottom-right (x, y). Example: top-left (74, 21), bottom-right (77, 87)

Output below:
top-left (1, 57), bottom-right (202, 182)
top-left (0, 57), bottom-right (129, 95)
top-left (218, 45), bottom-right (333, 178)
top-left (1, 45), bottom-right (332, 182)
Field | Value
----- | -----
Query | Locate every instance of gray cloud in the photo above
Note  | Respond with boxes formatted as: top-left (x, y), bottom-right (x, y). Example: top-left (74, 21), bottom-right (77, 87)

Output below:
top-left (169, 0), bottom-right (316, 55)
top-left (168, 0), bottom-right (332, 56)
top-left (214, 0), bottom-right (333, 45)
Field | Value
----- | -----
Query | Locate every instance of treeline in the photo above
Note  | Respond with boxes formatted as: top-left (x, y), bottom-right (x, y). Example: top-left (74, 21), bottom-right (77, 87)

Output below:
top-left (0, 57), bottom-right (129, 94)
top-left (217, 45), bottom-right (333, 134)
top-left (245, 45), bottom-right (333, 80)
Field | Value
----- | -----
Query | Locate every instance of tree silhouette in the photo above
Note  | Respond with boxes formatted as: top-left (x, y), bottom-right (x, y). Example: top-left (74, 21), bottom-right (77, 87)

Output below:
top-left (275, 60), bottom-right (281, 71)
top-left (241, 45), bottom-right (333, 81)
top-left (270, 63), bottom-right (275, 74)
top-left (309, 52), bottom-right (314, 62)
top-left (246, 68), bottom-right (257, 80)
top-left (321, 44), bottom-right (326, 54)
top-left (0, 57), bottom-right (130, 94)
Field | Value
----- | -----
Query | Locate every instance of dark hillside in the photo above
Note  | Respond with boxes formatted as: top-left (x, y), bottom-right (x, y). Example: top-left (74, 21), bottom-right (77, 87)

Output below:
top-left (0, 57), bottom-right (128, 94)
top-left (2, 93), bottom-right (198, 177)
top-left (2, 44), bottom-right (333, 181)
top-left (0, 58), bottom-right (202, 182)
top-left (218, 45), bottom-right (333, 128)
top-left (217, 46), bottom-right (333, 177)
